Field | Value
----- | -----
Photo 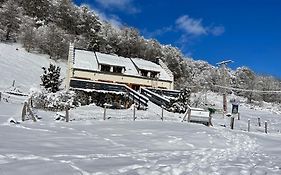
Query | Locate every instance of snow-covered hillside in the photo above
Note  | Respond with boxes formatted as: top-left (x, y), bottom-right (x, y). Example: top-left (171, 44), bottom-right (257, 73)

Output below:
top-left (0, 43), bottom-right (281, 174)
top-left (0, 43), bottom-right (66, 92)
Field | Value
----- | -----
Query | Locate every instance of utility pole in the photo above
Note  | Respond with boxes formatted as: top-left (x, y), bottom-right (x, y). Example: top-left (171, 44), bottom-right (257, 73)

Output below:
top-left (216, 60), bottom-right (233, 114)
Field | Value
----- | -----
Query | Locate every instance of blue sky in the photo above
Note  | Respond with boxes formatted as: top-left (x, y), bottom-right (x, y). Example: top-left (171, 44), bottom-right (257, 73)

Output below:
top-left (74, 0), bottom-right (281, 78)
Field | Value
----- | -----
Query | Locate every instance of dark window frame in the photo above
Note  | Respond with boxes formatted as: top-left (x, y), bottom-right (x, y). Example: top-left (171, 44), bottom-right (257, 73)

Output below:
top-left (100, 64), bottom-right (111, 72)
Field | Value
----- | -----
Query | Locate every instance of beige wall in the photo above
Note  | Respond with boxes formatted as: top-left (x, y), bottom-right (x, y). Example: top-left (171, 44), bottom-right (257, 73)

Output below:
top-left (72, 69), bottom-right (173, 90)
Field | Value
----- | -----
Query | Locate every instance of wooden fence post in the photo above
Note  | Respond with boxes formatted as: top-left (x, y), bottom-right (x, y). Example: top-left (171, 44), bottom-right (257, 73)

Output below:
top-left (27, 104), bottom-right (36, 122)
top-left (12, 80), bottom-right (15, 87)
top-left (237, 113), bottom-right (240, 120)
top-left (30, 96), bottom-right (33, 108)
top-left (133, 104), bottom-right (136, 121)
top-left (103, 105), bottom-right (107, 120)
top-left (230, 117), bottom-right (235, 130)
top-left (248, 119), bottom-right (250, 132)
top-left (258, 117), bottom-right (261, 127)
top-left (265, 121), bottom-right (268, 134)
top-left (0, 91), bottom-right (2, 102)
top-left (65, 106), bottom-right (69, 122)
top-left (21, 102), bottom-right (27, 121)
top-left (161, 105), bottom-right (164, 121)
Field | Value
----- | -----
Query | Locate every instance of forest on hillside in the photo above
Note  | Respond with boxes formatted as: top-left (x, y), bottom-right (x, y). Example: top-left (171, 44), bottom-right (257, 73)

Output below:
top-left (1, 0), bottom-right (281, 103)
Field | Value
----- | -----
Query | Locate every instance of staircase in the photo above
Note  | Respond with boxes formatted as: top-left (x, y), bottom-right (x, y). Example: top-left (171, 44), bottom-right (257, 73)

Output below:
top-left (140, 87), bottom-right (171, 109)
top-left (140, 87), bottom-right (182, 109)
top-left (146, 87), bottom-right (180, 99)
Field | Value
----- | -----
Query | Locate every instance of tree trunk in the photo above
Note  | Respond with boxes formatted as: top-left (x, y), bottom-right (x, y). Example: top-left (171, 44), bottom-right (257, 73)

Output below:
top-left (5, 29), bottom-right (11, 41)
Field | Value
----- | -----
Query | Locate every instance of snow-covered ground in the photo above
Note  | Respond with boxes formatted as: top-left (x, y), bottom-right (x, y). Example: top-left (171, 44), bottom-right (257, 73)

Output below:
top-left (0, 43), bottom-right (66, 92)
top-left (0, 43), bottom-right (281, 174)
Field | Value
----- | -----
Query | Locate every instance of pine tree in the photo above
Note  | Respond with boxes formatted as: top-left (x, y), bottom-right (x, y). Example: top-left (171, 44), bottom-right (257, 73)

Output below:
top-left (0, 0), bottom-right (22, 41)
top-left (19, 0), bottom-right (51, 22)
top-left (77, 5), bottom-right (101, 51)
top-left (40, 64), bottom-right (63, 93)
top-left (55, 0), bottom-right (79, 35)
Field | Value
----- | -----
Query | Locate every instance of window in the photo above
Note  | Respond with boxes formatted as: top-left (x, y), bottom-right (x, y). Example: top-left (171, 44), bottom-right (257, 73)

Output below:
top-left (113, 66), bottom-right (123, 73)
top-left (140, 70), bottom-right (148, 77)
top-left (150, 72), bottom-right (158, 78)
top-left (100, 64), bottom-right (111, 72)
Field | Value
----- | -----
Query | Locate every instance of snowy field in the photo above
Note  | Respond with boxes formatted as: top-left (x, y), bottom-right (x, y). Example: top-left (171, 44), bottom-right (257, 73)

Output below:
top-left (1, 43), bottom-right (281, 174)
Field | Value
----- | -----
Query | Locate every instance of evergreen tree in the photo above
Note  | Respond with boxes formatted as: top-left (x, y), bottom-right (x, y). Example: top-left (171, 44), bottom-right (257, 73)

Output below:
top-left (40, 64), bottom-right (63, 93)
top-left (0, 0), bottom-right (6, 5)
top-left (19, 0), bottom-right (51, 22)
top-left (77, 5), bottom-right (101, 51)
top-left (55, 0), bottom-right (79, 35)
top-left (0, 0), bottom-right (22, 41)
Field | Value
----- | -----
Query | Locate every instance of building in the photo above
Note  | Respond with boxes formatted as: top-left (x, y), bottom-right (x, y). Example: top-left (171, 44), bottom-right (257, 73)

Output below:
top-left (66, 43), bottom-right (174, 91)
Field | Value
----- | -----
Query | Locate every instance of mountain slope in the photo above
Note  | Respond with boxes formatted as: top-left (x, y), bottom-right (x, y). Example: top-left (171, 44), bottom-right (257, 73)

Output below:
top-left (0, 43), bottom-right (66, 92)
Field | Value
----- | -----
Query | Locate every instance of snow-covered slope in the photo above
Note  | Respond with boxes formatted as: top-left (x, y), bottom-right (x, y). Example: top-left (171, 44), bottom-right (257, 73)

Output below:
top-left (0, 43), bottom-right (66, 92)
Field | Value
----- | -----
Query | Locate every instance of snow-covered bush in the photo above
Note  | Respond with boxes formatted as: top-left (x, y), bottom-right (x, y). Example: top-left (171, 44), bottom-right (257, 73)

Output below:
top-left (32, 90), bottom-right (76, 111)
top-left (74, 90), bottom-right (131, 109)
top-left (169, 88), bottom-right (191, 113)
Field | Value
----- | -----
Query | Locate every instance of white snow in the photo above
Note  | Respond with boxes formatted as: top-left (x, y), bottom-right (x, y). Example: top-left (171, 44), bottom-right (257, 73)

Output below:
top-left (131, 57), bottom-right (161, 72)
top-left (0, 43), bottom-right (281, 174)
top-left (73, 49), bottom-right (99, 71)
top-left (0, 43), bottom-right (66, 92)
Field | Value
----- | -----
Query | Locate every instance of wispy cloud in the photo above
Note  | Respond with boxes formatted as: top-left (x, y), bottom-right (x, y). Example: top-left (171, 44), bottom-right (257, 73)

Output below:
top-left (176, 15), bottom-right (207, 36)
top-left (176, 15), bottom-right (224, 36)
top-left (97, 11), bottom-right (123, 27)
top-left (210, 26), bottom-right (225, 36)
top-left (95, 0), bottom-right (140, 14)
top-left (142, 26), bottom-right (173, 38)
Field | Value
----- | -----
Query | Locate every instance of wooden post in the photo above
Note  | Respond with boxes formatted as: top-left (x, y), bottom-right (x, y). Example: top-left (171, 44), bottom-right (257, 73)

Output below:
top-left (27, 104), bottom-right (36, 122)
top-left (30, 96), bottom-right (33, 108)
top-left (0, 91), bottom-right (2, 102)
top-left (248, 119), bottom-right (250, 132)
top-left (65, 106), bottom-right (69, 122)
top-left (223, 93), bottom-right (227, 113)
top-left (258, 117), bottom-right (261, 127)
top-left (230, 117), bottom-right (234, 130)
top-left (161, 105), bottom-right (164, 121)
top-left (21, 102), bottom-right (27, 121)
top-left (12, 80), bottom-right (15, 87)
top-left (237, 113), bottom-right (240, 120)
top-left (133, 104), bottom-right (136, 121)
top-left (187, 109), bottom-right (192, 122)
top-left (208, 114), bottom-right (213, 127)
top-left (138, 95), bottom-right (141, 110)
top-left (30, 108), bottom-right (37, 122)
top-left (103, 105), bottom-right (107, 120)
top-left (265, 121), bottom-right (268, 134)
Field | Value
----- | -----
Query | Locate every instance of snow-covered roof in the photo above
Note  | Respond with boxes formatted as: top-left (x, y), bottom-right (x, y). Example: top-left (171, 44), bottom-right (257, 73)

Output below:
top-left (159, 66), bottom-right (173, 81)
top-left (95, 52), bottom-right (139, 75)
top-left (73, 49), bottom-right (173, 81)
top-left (96, 52), bottom-right (125, 68)
top-left (131, 58), bottom-right (161, 72)
top-left (73, 49), bottom-right (98, 71)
